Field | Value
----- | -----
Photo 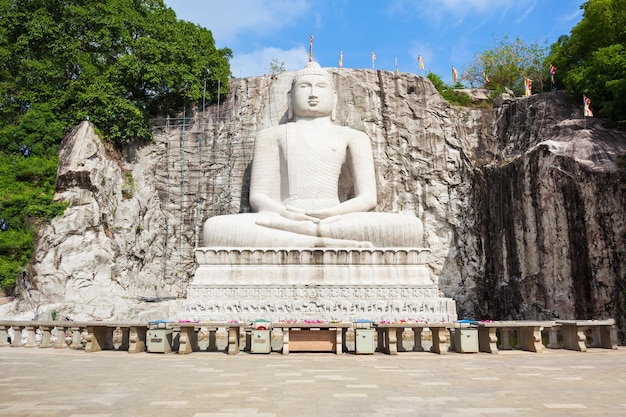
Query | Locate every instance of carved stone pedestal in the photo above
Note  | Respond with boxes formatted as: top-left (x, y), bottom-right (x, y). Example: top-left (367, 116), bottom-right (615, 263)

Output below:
top-left (181, 248), bottom-right (457, 323)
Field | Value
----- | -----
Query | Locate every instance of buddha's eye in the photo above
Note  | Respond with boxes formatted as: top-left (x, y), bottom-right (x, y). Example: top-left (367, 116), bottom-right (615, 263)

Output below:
top-left (299, 82), bottom-right (312, 88)
top-left (317, 83), bottom-right (328, 88)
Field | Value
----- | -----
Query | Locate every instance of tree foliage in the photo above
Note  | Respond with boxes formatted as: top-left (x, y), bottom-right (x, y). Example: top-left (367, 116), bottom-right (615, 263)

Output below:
top-left (0, 0), bottom-right (232, 291)
top-left (462, 36), bottom-right (548, 96)
top-left (0, 153), bottom-right (68, 290)
top-left (548, 0), bottom-right (626, 125)
top-left (269, 56), bottom-right (286, 74)
top-left (0, 0), bottom-right (232, 146)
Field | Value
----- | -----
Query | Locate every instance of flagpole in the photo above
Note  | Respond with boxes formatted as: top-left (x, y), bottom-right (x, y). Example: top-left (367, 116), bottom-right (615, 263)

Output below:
top-left (583, 95), bottom-right (587, 129)
top-left (549, 64), bottom-right (557, 92)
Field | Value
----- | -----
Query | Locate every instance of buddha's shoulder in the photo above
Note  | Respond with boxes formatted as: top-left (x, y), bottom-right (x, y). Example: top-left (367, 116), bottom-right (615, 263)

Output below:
top-left (333, 125), bottom-right (369, 140)
top-left (255, 124), bottom-right (286, 140)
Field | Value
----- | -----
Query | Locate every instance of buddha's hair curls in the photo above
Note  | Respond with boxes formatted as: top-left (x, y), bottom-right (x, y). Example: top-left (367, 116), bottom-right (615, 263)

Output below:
top-left (291, 62), bottom-right (334, 89)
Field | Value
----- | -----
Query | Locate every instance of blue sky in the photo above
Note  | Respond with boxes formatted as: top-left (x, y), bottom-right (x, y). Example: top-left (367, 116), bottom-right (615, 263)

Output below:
top-left (164, 0), bottom-right (584, 84)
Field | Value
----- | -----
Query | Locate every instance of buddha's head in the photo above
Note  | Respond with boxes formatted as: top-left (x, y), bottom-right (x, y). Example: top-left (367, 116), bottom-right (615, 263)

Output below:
top-left (288, 62), bottom-right (337, 121)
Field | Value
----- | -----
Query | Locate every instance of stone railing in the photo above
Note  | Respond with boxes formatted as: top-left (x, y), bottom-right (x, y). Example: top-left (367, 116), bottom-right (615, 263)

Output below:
top-left (0, 321), bottom-right (148, 352)
top-left (0, 319), bottom-right (619, 354)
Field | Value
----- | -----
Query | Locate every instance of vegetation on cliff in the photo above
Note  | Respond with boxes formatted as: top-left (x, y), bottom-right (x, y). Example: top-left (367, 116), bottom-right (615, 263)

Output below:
top-left (457, 0), bottom-right (625, 127)
top-left (463, 36), bottom-right (548, 96)
top-left (548, 0), bottom-right (626, 127)
top-left (0, 0), bottom-right (231, 291)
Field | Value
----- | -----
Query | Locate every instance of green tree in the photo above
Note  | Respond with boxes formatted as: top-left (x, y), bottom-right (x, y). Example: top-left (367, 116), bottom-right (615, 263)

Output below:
top-left (548, 0), bottom-right (626, 125)
top-left (0, 0), bottom-right (232, 146)
top-left (463, 36), bottom-right (548, 96)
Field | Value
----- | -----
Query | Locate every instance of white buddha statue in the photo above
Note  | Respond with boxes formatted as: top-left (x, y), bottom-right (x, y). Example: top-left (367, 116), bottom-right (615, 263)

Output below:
top-left (203, 62), bottom-right (423, 248)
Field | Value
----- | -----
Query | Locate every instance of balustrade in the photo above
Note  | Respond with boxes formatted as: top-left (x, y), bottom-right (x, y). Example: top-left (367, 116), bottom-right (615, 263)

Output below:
top-left (0, 319), bottom-right (620, 355)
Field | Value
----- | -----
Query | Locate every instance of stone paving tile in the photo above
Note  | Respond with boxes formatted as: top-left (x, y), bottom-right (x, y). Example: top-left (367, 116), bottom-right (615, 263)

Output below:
top-left (0, 348), bottom-right (625, 416)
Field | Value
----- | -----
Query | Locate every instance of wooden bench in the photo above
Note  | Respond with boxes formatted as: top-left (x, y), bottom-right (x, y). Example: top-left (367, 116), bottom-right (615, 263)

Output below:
top-left (374, 322), bottom-right (451, 355)
top-left (272, 322), bottom-right (351, 355)
top-left (476, 321), bottom-right (556, 353)
top-left (556, 319), bottom-right (618, 351)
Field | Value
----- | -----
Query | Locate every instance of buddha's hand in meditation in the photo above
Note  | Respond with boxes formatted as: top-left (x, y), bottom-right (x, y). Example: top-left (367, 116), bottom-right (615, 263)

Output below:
top-left (283, 206), bottom-right (342, 224)
top-left (302, 207), bottom-right (340, 220)
top-left (282, 205), bottom-right (320, 223)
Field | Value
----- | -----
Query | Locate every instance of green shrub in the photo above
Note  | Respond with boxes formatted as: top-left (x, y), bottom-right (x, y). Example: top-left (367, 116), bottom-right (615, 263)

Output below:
top-left (0, 153), bottom-right (68, 290)
top-left (427, 72), bottom-right (473, 107)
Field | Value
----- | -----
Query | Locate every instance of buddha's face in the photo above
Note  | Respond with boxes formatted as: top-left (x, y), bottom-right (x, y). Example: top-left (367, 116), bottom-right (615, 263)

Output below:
top-left (290, 73), bottom-right (335, 118)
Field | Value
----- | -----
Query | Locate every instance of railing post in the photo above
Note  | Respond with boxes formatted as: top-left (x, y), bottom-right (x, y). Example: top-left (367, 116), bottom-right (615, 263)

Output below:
top-left (69, 326), bottom-right (83, 350)
top-left (54, 326), bottom-right (69, 349)
top-left (0, 325), bottom-right (11, 347)
top-left (10, 325), bottom-right (24, 347)
top-left (23, 325), bottom-right (38, 348)
top-left (40, 325), bottom-right (54, 348)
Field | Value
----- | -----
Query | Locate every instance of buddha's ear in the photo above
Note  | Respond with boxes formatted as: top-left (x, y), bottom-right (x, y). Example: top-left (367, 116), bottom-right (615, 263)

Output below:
top-left (287, 91), bottom-right (293, 120)
top-left (331, 91), bottom-right (338, 121)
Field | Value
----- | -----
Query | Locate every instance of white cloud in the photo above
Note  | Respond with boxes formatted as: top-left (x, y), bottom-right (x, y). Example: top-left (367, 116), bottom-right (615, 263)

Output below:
top-left (390, 0), bottom-right (537, 27)
top-left (165, 0), bottom-right (311, 46)
top-left (558, 6), bottom-right (583, 25)
top-left (230, 47), bottom-right (309, 78)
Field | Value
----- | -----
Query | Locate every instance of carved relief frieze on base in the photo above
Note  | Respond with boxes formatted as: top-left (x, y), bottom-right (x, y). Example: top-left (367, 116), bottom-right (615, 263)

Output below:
top-left (180, 285), bottom-right (457, 323)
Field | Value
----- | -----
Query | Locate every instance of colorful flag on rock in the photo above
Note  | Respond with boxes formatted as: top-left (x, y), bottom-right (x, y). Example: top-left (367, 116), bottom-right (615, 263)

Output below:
top-left (524, 78), bottom-right (532, 96)
top-left (549, 64), bottom-right (556, 83)
top-left (583, 95), bottom-right (593, 117)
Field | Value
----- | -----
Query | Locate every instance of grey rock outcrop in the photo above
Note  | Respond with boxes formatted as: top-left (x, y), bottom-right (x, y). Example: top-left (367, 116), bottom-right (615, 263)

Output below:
top-left (2, 70), bottom-right (625, 340)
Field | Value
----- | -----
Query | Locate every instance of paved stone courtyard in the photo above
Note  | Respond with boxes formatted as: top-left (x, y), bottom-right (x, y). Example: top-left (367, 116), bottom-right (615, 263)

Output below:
top-left (1, 348), bottom-right (624, 416)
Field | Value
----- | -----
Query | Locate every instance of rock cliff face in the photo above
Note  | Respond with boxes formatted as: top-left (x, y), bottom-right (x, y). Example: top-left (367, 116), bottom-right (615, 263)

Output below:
top-left (3, 69), bottom-right (625, 339)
